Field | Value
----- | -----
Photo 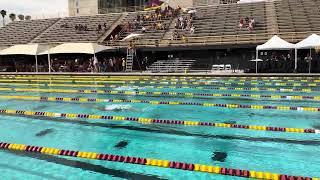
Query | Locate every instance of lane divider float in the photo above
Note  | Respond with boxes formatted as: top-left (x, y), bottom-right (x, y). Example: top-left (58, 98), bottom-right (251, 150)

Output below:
top-left (0, 141), bottom-right (317, 180)
top-left (0, 87), bottom-right (319, 101)
top-left (0, 82), bottom-right (320, 93)
top-left (1, 88), bottom-right (320, 112)
top-left (0, 79), bottom-right (319, 87)
top-left (1, 76), bottom-right (320, 83)
top-left (0, 109), bottom-right (318, 134)
top-left (2, 74), bottom-right (319, 81)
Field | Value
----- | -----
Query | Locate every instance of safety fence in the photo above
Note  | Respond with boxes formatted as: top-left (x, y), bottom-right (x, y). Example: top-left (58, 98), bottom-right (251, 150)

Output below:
top-left (1, 88), bottom-right (320, 112)
top-left (1, 75), bottom-right (320, 83)
top-left (0, 142), bottom-right (317, 180)
top-left (0, 79), bottom-right (320, 87)
top-left (0, 109), bottom-right (318, 134)
top-left (0, 82), bottom-right (319, 93)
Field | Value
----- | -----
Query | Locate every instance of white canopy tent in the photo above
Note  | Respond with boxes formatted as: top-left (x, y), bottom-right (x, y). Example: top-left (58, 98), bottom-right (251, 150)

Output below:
top-left (39, 43), bottom-right (114, 73)
top-left (295, 34), bottom-right (320, 73)
top-left (43, 43), bottom-right (113, 55)
top-left (295, 34), bottom-right (320, 49)
top-left (256, 35), bottom-right (295, 73)
top-left (0, 44), bottom-right (49, 72)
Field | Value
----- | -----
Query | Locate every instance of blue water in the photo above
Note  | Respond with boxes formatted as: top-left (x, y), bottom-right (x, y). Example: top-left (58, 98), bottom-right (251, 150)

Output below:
top-left (0, 76), bottom-right (319, 179)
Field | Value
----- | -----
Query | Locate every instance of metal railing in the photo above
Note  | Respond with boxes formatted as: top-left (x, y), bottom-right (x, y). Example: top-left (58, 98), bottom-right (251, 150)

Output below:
top-left (105, 31), bottom-right (320, 48)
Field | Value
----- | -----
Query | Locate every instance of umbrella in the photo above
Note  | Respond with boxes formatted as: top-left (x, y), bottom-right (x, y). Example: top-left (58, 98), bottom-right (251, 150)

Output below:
top-left (188, 10), bottom-right (197, 14)
top-left (122, 33), bottom-right (143, 41)
top-left (250, 59), bottom-right (263, 73)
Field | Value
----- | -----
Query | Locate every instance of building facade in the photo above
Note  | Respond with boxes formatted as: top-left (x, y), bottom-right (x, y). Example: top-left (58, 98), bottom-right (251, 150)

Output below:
top-left (68, 0), bottom-right (220, 16)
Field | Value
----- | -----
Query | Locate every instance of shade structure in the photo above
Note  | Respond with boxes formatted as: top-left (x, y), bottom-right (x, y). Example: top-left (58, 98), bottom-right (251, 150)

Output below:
top-left (0, 44), bottom-right (49, 73)
top-left (256, 35), bottom-right (295, 50)
top-left (256, 35), bottom-right (295, 73)
top-left (295, 34), bottom-right (320, 49)
top-left (46, 43), bottom-right (113, 55)
top-left (122, 33), bottom-right (143, 41)
top-left (0, 44), bottom-right (48, 55)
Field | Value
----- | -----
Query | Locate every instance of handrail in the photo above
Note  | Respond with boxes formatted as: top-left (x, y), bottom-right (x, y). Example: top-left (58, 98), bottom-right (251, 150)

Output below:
top-left (109, 30), bottom-right (320, 47)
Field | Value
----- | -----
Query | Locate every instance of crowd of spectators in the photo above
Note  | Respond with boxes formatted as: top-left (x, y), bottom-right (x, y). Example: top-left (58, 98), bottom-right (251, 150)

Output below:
top-left (49, 57), bottom-right (126, 73)
top-left (239, 16), bottom-right (255, 31)
top-left (172, 10), bottom-right (196, 40)
top-left (123, 6), bottom-right (181, 34)
top-left (60, 22), bottom-right (109, 34)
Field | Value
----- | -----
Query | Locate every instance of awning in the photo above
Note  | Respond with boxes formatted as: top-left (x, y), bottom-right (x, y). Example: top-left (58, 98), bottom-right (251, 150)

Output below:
top-left (0, 44), bottom-right (49, 55)
top-left (122, 33), bottom-right (143, 41)
top-left (256, 35), bottom-right (295, 50)
top-left (44, 43), bottom-right (113, 55)
top-left (295, 34), bottom-right (320, 49)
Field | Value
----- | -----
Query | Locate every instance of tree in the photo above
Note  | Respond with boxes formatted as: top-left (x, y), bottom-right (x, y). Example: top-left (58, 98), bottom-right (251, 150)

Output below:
top-left (25, 15), bottom-right (31, 20)
top-left (0, 10), bottom-right (6, 26)
top-left (18, 14), bottom-right (24, 21)
top-left (9, 13), bottom-right (16, 22)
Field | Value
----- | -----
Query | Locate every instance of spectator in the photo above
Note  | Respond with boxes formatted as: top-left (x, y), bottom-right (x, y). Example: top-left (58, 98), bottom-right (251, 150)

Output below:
top-left (109, 58), bottom-right (114, 71)
top-left (239, 17), bottom-right (244, 29)
top-left (250, 17), bottom-right (255, 28)
top-left (103, 23), bottom-right (107, 30)
top-left (97, 24), bottom-right (102, 33)
top-left (84, 24), bottom-right (88, 31)
top-left (142, 26), bottom-right (146, 33)
top-left (287, 53), bottom-right (291, 61)
top-left (245, 16), bottom-right (249, 24)
top-left (122, 58), bottom-right (126, 71)
top-left (190, 25), bottom-right (195, 34)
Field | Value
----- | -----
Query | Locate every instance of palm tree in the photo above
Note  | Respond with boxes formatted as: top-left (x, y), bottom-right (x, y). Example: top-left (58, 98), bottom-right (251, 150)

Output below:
top-left (25, 15), bottom-right (31, 20)
top-left (9, 13), bottom-right (16, 22)
top-left (0, 10), bottom-right (6, 26)
top-left (18, 14), bottom-right (24, 21)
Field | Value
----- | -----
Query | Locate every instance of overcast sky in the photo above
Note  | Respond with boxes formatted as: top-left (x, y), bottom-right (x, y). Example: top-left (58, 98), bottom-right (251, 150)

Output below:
top-left (0, 0), bottom-right (68, 18)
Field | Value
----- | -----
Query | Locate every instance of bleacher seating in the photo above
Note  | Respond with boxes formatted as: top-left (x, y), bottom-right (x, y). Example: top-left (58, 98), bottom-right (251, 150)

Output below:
top-left (0, 18), bottom-right (59, 46)
top-left (170, 1), bottom-right (267, 39)
top-left (274, 0), bottom-right (320, 41)
top-left (146, 59), bottom-right (196, 72)
top-left (115, 11), bottom-right (173, 41)
top-left (0, 0), bottom-right (319, 47)
top-left (32, 14), bottom-right (121, 43)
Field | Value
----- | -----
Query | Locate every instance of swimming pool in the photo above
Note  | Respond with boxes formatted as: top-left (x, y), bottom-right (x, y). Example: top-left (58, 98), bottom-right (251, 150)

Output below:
top-left (0, 75), bottom-right (319, 180)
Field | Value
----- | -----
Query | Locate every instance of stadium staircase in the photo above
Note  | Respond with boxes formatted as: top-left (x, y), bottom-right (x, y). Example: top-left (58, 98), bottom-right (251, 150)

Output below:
top-left (146, 59), bottom-right (196, 73)
top-left (265, 1), bottom-right (279, 35)
top-left (98, 13), bottom-right (128, 43)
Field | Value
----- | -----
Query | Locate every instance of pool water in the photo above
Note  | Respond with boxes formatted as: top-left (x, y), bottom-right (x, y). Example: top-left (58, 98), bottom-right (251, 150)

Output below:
top-left (0, 75), bottom-right (319, 180)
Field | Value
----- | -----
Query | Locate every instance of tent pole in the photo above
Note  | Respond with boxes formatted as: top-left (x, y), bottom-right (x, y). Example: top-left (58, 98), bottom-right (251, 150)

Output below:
top-left (48, 50), bottom-right (51, 74)
top-left (309, 48), bottom-right (312, 74)
top-left (256, 50), bottom-right (258, 74)
top-left (294, 49), bottom-right (297, 73)
top-left (35, 55), bottom-right (38, 73)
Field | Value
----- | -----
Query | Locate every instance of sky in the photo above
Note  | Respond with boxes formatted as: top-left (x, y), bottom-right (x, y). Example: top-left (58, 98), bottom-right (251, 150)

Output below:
top-left (0, 0), bottom-right (68, 19)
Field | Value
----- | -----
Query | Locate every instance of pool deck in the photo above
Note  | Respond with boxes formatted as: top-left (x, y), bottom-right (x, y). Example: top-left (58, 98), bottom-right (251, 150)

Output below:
top-left (1, 72), bottom-right (320, 77)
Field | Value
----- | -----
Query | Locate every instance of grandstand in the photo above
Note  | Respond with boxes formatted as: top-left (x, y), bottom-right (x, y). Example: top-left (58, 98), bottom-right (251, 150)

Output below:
top-left (0, 0), bottom-right (319, 72)
top-left (1, 0), bottom-right (319, 47)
